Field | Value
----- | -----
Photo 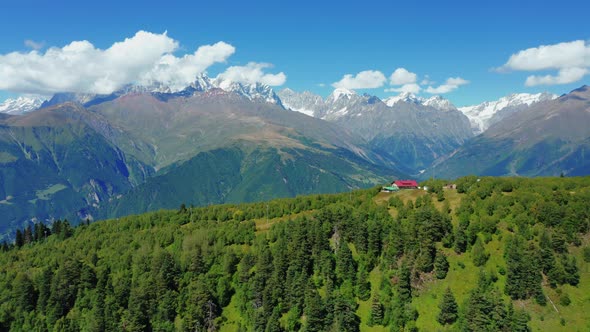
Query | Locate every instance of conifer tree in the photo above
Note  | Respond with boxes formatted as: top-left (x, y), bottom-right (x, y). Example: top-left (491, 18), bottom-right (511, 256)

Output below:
top-left (471, 236), bottom-right (489, 267)
top-left (356, 262), bottom-right (371, 301)
top-left (454, 225), bottom-right (467, 253)
top-left (539, 230), bottom-right (556, 274)
top-left (12, 273), bottom-right (36, 312)
top-left (437, 287), bottom-right (458, 325)
top-left (369, 294), bottom-right (383, 326)
top-left (303, 283), bottom-right (324, 332)
top-left (563, 256), bottom-right (580, 286)
top-left (336, 240), bottom-right (356, 283)
top-left (434, 251), bottom-right (449, 279)
top-left (15, 229), bottom-right (24, 247)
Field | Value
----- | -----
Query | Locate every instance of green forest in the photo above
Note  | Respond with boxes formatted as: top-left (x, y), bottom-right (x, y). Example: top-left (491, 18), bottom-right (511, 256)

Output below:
top-left (1, 176), bottom-right (589, 331)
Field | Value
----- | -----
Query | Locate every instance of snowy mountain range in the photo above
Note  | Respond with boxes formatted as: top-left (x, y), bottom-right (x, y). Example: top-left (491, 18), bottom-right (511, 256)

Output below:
top-left (0, 96), bottom-right (46, 114)
top-left (34, 74), bottom-right (283, 110)
top-left (280, 89), bottom-right (462, 121)
top-left (278, 87), bottom-right (474, 174)
top-left (278, 88), bottom-right (558, 136)
top-left (1, 73), bottom-right (560, 140)
top-left (458, 92), bottom-right (558, 134)
top-left (382, 92), bottom-right (455, 111)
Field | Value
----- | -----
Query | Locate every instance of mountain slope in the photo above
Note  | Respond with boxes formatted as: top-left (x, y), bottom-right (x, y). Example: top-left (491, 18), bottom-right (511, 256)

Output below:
top-left (434, 86), bottom-right (590, 178)
top-left (86, 90), bottom-right (401, 218)
top-left (0, 103), bottom-right (152, 238)
top-left (101, 144), bottom-right (390, 219)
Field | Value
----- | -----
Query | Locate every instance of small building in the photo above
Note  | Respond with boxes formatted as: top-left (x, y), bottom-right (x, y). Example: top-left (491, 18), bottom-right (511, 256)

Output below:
top-left (382, 184), bottom-right (400, 192)
top-left (444, 183), bottom-right (457, 190)
top-left (393, 180), bottom-right (419, 189)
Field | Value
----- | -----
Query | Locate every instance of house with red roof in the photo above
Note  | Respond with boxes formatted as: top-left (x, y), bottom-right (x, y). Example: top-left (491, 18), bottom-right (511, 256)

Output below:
top-left (393, 180), bottom-right (418, 189)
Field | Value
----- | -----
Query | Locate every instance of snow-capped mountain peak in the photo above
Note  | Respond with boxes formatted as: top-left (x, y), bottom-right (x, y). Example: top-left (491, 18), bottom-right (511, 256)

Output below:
top-left (277, 89), bottom-right (324, 117)
top-left (328, 88), bottom-right (356, 102)
top-left (0, 96), bottom-right (46, 114)
top-left (458, 92), bottom-right (558, 134)
top-left (423, 95), bottom-right (457, 111)
top-left (187, 73), bottom-right (215, 92)
top-left (214, 78), bottom-right (283, 106)
top-left (383, 92), bottom-right (423, 107)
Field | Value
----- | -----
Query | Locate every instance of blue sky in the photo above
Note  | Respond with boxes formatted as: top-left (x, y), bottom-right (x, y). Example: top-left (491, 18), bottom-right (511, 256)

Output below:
top-left (0, 0), bottom-right (588, 106)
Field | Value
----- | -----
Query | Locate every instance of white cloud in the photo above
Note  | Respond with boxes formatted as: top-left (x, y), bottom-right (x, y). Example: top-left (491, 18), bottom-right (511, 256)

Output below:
top-left (525, 67), bottom-right (589, 86)
top-left (499, 40), bottom-right (590, 86)
top-left (216, 62), bottom-right (286, 86)
top-left (425, 77), bottom-right (469, 94)
top-left (0, 31), bottom-right (235, 95)
top-left (389, 68), bottom-right (417, 85)
top-left (501, 40), bottom-right (590, 71)
top-left (420, 75), bottom-right (434, 85)
top-left (384, 83), bottom-right (421, 94)
top-left (24, 39), bottom-right (44, 50)
top-left (141, 41), bottom-right (235, 90)
top-left (332, 70), bottom-right (386, 89)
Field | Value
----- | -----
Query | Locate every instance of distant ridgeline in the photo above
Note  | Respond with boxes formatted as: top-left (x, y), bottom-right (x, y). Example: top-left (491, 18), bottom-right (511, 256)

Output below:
top-left (0, 176), bottom-right (589, 331)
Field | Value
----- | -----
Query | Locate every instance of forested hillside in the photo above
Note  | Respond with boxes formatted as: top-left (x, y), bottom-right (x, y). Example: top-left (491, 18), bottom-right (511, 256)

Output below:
top-left (0, 176), bottom-right (589, 331)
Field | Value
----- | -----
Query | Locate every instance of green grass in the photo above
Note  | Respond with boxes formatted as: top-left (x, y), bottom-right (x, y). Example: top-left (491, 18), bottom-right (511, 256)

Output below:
top-left (528, 238), bottom-right (590, 332)
top-left (408, 228), bottom-right (590, 332)
top-left (29, 183), bottom-right (68, 203)
top-left (219, 292), bottom-right (245, 332)
top-left (0, 152), bottom-right (17, 164)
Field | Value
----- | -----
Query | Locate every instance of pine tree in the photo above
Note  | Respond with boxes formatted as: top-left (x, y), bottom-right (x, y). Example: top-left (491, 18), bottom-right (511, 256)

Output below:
top-left (437, 287), bottom-right (458, 325)
top-left (303, 283), bottom-right (324, 332)
top-left (335, 240), bottom-right (356, 283)
top-left (15, 229), bottom-right (24, 247)
top-left (265, 305), bottom-right (283, 332)
top-left (356, 262), bottom-right (371, 301)
top-left (563, 256), bottom-right (580, 286)
top-left (369, 294), bottom-right (383, 326)
top-left (397, 263), bottom-right (412, 304)
top-left (539, 231), bottom-right (556, 274)
top-left (472, 236), bottom-right (489, 267)
top-left (454, 225), bottom-right (467, 253)
top-left (507, 302), bottom-right (531, 331)
top-left (12, 273), bottom-right (36, 312)
top-left (36, 267), bottom-right (53, 313)
top-left (332, 291), bottom-right (360, 332)
top-left (434, 251), bottom-right (449, 279)
top-left (23, 225), bottom-right (33, 244)
top-left (505, 236), bottom-right (542, 299)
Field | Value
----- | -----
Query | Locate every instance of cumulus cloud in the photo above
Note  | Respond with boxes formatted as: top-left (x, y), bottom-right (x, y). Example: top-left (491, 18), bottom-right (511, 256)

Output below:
top-left (141, 41), bottom-right (235, 90)
top-left (499, 40), bottom-right (590, 86)
top-left (384, 83), bottom-right (421, 94)
top-left (420, 75), bottom-right (434, 85)
top-left (425, 77), bottom-right (469, 94)
top-left (24, 39), bottom-right (44, 50)
top-left (332, 70), bottom-right (387, 89)
top-left (216, 62), bottom-right (286, 86)
top-left (501, 40), bottom-right (590, 71)
top-left (525, 67), bottom-right (589, 86)
top-left (0, 31), bottom-right (236, 95)
top-left (389, 68), bottom-right (417, 85)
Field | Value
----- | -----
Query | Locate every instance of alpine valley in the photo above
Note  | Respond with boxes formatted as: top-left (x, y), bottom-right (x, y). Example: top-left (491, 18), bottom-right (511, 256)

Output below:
top-left (1, 75), bottom-right (589, 239)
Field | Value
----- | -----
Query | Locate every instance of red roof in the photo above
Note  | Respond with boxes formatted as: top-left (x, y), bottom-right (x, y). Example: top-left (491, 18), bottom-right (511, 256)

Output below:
top-left (394, 180), bottom-right (418, 187)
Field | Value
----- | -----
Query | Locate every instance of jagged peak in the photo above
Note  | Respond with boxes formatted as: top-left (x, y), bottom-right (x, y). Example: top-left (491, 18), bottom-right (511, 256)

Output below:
top-left (329, 88), bottom-right (356, 101)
